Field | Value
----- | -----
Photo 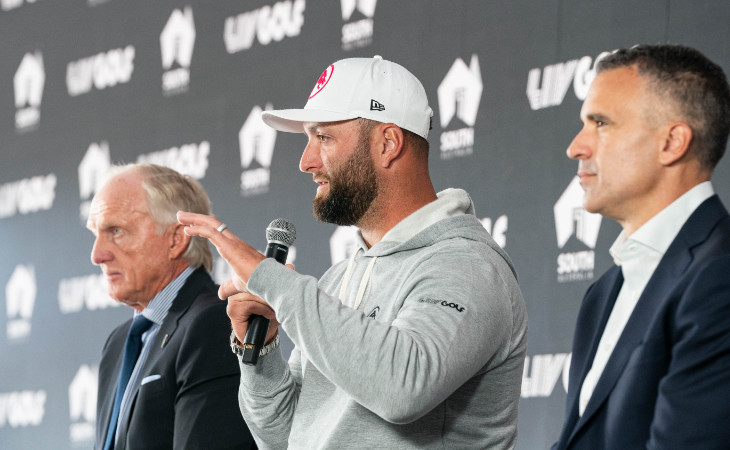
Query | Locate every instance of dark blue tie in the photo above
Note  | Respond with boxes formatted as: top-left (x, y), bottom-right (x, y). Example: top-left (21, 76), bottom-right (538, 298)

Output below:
top-left (104, 315), bottom-right (154, 450)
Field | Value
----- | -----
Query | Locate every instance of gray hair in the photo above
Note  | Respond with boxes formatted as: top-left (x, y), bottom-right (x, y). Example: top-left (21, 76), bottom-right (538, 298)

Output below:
top-left (105, 163), bottom-right (213, 272)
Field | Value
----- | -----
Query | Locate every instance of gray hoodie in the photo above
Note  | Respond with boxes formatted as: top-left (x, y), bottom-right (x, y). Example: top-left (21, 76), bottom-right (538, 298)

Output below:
top-left (240, 188), bottom-right (528, 449)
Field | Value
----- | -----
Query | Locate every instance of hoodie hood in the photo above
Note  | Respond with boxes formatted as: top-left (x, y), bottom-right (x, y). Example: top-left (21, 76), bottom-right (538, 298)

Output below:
top-left (350, 188), bottom-right (517, 280)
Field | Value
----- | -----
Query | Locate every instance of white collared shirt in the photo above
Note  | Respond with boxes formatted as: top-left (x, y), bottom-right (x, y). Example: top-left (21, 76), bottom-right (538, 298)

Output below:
top-left (578, 182), bottom-right (714, 416)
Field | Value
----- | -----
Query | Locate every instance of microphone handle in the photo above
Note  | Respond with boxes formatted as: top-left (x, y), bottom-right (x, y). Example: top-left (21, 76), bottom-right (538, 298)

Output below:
top-left (241, 242), bottom-right (288, 365)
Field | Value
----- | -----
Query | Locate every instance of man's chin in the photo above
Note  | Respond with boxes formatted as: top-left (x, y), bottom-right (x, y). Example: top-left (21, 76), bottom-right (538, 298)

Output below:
top-left (581, 199), bottom-right (602, 215)
top-left (109, 291), bottom-right (141, 309)
top-left (314, 189), bottom-right (329, 202)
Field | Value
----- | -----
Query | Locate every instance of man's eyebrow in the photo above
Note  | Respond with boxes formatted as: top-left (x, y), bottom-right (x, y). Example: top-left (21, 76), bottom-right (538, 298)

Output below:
top-left (585, 113), bottom-right (610, 123)
top-left (305, 124), bottom-right (323, 134)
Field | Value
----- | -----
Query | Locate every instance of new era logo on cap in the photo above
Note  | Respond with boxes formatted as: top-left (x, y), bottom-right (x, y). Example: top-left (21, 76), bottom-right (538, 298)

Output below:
top-left (370, 99), bottom-right (385, 111)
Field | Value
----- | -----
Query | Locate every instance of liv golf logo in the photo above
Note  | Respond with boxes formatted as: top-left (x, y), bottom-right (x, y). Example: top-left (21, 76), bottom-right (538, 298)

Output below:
top-left (224, 0), bottom-right (305, 54)
top-left (0, 390), bottom-right (46, 428)
top-left (66, 46), bottom-right (135, 97)
top-left (340, 0), bottom-right (376, 51)
top-left (437, 55), bottom-right (483, 159)
top-left (161, 7), bottom-right (196, 95)
top-left (554, 176), bottom-right (602, 282)
top-left (0, 173), bottom-right (56, 219)
top-left (58, 273), bottom-right (118, 314)
top-left (240, 105), bottom-right (276, 196)
top-left (526, 51), bottom-right (610, 110)
top-left (137, 141), bottom-right (210, 180)
top-left (14, 52), bottom-right (45, 132)
top-left (5, 264), bottom-right (36, 341)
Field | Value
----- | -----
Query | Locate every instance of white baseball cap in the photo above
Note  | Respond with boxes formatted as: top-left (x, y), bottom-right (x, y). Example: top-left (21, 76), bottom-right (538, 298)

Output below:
top-left (261, 56), bottom-right (433, 139)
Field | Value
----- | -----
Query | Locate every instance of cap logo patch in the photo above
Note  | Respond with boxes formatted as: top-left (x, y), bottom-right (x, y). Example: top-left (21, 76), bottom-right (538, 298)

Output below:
top-left (309, 64), bottom-right (335, 99)
top-left (370, 99), bottom-right (385, 111)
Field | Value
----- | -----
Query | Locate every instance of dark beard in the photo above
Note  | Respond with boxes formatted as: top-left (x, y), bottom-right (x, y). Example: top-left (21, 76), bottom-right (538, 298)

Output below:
top-left (312, 130), bottom-right (378, 226)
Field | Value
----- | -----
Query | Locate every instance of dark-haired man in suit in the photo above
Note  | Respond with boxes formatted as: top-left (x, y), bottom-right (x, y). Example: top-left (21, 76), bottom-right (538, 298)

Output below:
top-left (554, 44), bottom-right (730, 449)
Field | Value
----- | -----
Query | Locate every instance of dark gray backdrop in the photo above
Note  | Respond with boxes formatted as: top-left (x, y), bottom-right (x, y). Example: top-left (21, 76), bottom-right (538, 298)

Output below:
top-left (2, 1), bottom-right (729, 448)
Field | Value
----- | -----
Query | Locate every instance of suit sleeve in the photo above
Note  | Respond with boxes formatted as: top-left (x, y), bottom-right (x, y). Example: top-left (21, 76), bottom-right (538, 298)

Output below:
top-left (649, 255), bottom-right (730, 448)
top-left (172, 301), bottom-right (256, 449)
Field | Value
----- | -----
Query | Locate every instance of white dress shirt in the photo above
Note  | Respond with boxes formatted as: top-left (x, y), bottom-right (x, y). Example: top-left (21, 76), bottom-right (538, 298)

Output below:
top-left (578, 182), bottom-right (714, 416)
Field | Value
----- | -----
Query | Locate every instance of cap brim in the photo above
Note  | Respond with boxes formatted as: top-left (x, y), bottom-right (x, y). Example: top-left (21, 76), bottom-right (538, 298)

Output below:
top-left (261, 109), bottom-right (358, 133)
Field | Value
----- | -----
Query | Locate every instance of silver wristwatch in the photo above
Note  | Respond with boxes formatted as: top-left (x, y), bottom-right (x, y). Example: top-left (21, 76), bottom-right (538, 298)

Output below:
top-left (230, 331), bottom-right (280, 358)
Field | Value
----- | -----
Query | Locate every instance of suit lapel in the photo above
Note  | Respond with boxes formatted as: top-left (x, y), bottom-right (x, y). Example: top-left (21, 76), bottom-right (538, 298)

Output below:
top-left (561, 269), bottom-right (623, 446)
top-left (146, 268), bottom-right (210, 361)
top-left (575, 270), bottom-right (624, 389)
top-left (568, 195), bottom-right (728, 443)
top-left (114, 268), bottom-right (212, 449)
top-left (96, 322), bottom-right (131, 447)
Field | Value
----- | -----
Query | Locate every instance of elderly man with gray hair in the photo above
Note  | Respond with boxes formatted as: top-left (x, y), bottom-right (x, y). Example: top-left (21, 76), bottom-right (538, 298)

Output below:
top-left (88, 164), bottom-right (255, 450)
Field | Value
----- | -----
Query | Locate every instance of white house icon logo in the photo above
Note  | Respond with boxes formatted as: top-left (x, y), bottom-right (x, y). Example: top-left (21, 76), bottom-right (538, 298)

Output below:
top-left (437, 54), bottom-right (483, 128)
top-left (78, 142), bottom-right (110, 201)
top-left (239, 104), bottom-right (276, 196)
top-left (5, 264), bottom-right (36, 340)
top-left (161, 7), bottom-right (196, 69)
top-left (160, 7), bottom-right (195, 95)
top-left (13, 51), bottom-right (45, 130)
top-left (340, 0), bottom-right (377, 20)
top-left (14, 52), bottom-right (44, 108)
top-left (68, 365), bottom-right (97, 443)
top-left (78, 142), bottom-right (111, 221)
top-left (554, 176), bottom-right (602, 283)
top-left (437, 54), bottom-right (482, 159)
top-left (554, 176), bottom-right (602, 249)
top-left (339, 0), bottom-right (376, 51)
top-left (240, 104), bottom-right (276, 169)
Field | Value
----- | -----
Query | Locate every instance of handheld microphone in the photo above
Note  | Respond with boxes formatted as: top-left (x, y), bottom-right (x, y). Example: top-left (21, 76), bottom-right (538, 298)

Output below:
top-left (241, 218), bottom-right (296, 365)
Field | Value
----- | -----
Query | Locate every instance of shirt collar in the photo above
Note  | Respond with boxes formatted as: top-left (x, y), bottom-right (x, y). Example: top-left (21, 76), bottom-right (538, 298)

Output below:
top-left (136, 266), bottom-right (195, 325)
top-left (609, 181), bottom-right (714, 266)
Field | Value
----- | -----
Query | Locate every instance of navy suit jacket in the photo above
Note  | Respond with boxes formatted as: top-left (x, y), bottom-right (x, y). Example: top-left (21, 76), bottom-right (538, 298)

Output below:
top-left (94, 268), bottom-right (256, 449)
top-left (554, 195), bottom-right (730, 449)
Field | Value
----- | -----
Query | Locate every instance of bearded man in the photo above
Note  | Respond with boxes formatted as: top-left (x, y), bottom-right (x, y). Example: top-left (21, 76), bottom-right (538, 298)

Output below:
top-left (178, 56), bottom-right (527, 449)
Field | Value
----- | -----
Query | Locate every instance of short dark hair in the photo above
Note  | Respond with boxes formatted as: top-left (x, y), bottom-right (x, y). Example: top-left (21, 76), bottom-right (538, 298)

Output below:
top-left (597, 44), bottom-right (730, 170)
top-left (357, 118), bottom-right (430, 158)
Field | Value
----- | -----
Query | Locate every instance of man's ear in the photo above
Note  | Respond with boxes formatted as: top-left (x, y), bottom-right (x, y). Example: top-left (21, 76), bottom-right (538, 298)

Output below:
top-left (378, 124), bottom-right (405, 168)
top-left (169, 223), bottom-right (191, 259)
top-left (659, 121), bottom-right (693, 166)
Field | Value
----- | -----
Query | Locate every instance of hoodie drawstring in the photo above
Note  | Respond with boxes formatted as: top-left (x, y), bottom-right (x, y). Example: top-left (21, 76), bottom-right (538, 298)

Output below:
top-left (338, 248), bottom-right (377, 311)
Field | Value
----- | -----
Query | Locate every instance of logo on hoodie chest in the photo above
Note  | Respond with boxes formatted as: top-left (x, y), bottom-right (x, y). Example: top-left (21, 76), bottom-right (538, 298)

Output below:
top-left (366, 306), bottom-right (380, 319)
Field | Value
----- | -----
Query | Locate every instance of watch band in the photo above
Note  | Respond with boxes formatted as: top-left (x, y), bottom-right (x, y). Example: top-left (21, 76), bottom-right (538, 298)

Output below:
top-left (230, 331), bottom-right (280, 358)
top-left (259, 334), bottom-right (280, 357)
top-left (230, 330), bottom-right (244, 356)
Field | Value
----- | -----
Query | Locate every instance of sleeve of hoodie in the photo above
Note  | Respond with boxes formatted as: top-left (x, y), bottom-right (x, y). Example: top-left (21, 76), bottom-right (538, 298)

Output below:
top-left (240, 235), bottom-right (524, 426)
top-left (236, 338), bottom-right (303, 449)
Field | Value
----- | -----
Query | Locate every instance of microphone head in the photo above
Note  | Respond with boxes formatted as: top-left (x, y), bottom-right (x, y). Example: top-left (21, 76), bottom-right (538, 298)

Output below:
top-left (266, 218), bottom-right (296, 247)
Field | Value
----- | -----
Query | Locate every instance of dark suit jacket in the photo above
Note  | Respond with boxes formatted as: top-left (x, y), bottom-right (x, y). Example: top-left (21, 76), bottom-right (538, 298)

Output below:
top-left (554, 195), bottom-right (730, 449)
top-left (95, 268), bottom-right (256, 449)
